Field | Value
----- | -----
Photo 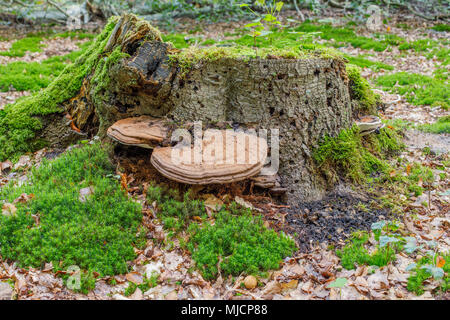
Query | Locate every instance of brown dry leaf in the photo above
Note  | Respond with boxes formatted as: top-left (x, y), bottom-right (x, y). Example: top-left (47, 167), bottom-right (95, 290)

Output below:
top-left (367, 270), bottom-right (389, 290)
top-left (13, 193), bottom-right (34, 204)
top-left (0, 160), bottom-right (12, 174)
top-left (355, 266), bottom-right (368, 277)
top-left (288, 264), bottom-right (305, 279)
top-left (406, 164), bottom-right (411, 176)
top-left (301, 280), bottom-right (313, 293)
top-left (125, 272), bottom-right (143, 285)
top-left (120, 173), bottom-right (128, 192)
top-left (235, 196), bottom-right (254, 210)
top-left (2, 203), bottom-right (17, 217)
top-left (281, 280), bottom-right (298, 291)
top-left (352, 276), bottom-right (369, 294)
top-left (262, 281), bottom-right (282, 296)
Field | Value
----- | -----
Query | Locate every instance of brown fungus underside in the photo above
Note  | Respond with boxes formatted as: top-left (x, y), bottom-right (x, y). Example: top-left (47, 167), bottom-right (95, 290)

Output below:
top-left (36, 14), bottom-right (366, 203)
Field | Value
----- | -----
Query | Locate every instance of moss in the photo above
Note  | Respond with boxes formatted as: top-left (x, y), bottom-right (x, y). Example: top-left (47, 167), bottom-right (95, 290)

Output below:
top-left (431, 24), bottom-right (450, 32)
top-left (0, 36), bottom-right (44, 57)
top-left (0, 142), bottom-right (142, 277)
top-left (418, 116), bottom-right (450, 134)
top-left (147, 185), bottom-right (295, 280)
top-left (90, 46), bottom-right (130, 106)
top-left (345, 55), bottom-right (394, 71)
top-left (0, 41), bottom-right (92, 92)
top-left (0, 17), bottom-right (119, 162)
top-left (313, 124), bottom-right (403, 184)
top-left (294, 22), bottom-right (404, 52)
top-left (170, 44), bottom-right (343, 76)
top-left (187, 205), bottom-right (295, 280)
top-left (376, 72), bottom-right (449, 109)
top-left (346, 64), bottom-right (379, 113)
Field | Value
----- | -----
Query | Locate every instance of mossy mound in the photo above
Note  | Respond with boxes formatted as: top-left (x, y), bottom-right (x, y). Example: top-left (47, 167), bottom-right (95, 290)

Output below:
top-left (0, 142), bottom-right (142, 277)
top-left (313, 124), bottom-right (404, 183)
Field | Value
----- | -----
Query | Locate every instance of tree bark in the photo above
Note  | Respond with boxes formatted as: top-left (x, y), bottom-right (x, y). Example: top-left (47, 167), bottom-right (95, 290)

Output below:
top-left (48, 14), bottom-right (356, 203)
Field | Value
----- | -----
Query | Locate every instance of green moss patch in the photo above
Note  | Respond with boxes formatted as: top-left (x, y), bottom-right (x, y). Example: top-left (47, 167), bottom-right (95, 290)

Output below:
top-left (294, 23), bottom-right (405, 52)
top-left (345, 55), bottom-right (394, 71)
top-left (431, 24), bottom-right (450, 32)
top-left (188, 206), bottom-right (295, 280)
top-left (0, 41), bottom-right (91, 92)
top-left (419, 116), bottom-right (450, 134)
top-left (313, 124), bottom-right (404, 183)
top-left (376, 72), bottom-right (449, 109)
top-left (0, 142), bottom-right (142, 276)
top-left (0, 36), bottom-right (44, 57)
top-left (336, 231), bottom-right (397, 270)
top-left (147, 185), bottom-right (295, 280)
top-left (346, 64), bottom-right (380, 113)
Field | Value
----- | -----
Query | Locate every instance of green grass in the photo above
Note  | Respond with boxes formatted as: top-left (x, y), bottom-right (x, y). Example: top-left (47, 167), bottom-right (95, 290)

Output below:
top-left (0, 142), bottom-right (143, 277)
top-left (0, 36), bottom-right (44, 57)
top-left (419, 116), bottom-right (450, 134)
top-left (376, 72), bottom-right (449, 110)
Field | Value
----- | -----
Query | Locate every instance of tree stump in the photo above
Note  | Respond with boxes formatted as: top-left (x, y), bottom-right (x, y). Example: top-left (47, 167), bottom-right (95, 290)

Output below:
top-left (4, 14), bottom-right (366, 203)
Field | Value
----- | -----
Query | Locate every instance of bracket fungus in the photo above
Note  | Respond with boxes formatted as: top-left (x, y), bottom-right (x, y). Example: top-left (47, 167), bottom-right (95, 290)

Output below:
top-left (150, 131), bottom-right (268, 185)
top-left (107, 116), bottom-right (169, 148)
top-left (356, 116), bottom-right (385, 136)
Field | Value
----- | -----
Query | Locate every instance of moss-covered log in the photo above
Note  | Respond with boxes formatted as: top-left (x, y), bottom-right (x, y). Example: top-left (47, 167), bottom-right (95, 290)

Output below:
top-left (0, 14), bottom-right (377, 203)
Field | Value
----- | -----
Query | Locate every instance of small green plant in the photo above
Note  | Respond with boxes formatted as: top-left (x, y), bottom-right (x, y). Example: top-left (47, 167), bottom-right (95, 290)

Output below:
top-left (240, 0), bottom-right (285, 49)
top-left (336, 222), bottom-right (402, 270)
top-left (407, 253), bottom-right (449, 295)
top-left (123, 274), bottom-right (159, 297)
top-left (327, 277), bottom-right (347, 299)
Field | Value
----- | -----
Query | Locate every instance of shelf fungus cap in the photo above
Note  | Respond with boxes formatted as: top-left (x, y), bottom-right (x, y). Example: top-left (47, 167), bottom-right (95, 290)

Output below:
top-left (150, 130), bottom-right (268, 184)
top-left (107, 116), bottom-right (168, 148)
top-left (356, 115), bottom-right (384, 136)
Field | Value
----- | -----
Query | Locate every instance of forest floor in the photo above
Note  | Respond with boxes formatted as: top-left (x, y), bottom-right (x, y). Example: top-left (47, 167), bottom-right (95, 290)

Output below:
top-left (0, 10), bottom-right (448, 300)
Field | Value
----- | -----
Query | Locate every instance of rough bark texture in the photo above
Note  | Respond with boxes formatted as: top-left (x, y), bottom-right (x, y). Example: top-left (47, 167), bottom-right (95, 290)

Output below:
top-left (58, 14), bottom-right (355, 203)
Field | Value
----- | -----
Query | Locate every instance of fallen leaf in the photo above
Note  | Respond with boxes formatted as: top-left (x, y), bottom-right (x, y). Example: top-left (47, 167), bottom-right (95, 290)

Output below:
top-left (281, 280), bottom-right (298, 291)
top-left (2, 203), bottom-right (17, 217)
top-left (235, 196), bottom-right (254, 210)
top-left (436, 256), bottom-right (446, 268)
top-left (126, 272), bottom-right (143, 285)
